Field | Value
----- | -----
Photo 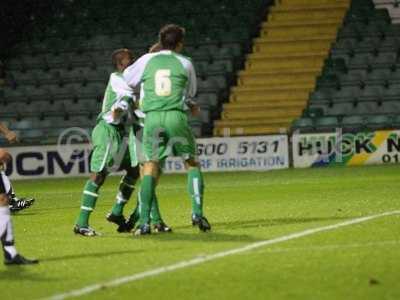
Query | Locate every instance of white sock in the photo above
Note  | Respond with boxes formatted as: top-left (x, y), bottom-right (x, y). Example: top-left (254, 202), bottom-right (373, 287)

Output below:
top-left (0, 206), bottom-right (18, 259)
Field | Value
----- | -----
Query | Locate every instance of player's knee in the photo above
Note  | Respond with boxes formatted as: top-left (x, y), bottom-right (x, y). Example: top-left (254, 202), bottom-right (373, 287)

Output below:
top-left (0, 193), bottom-right (9, 206)
top-left (185, 159), bottom-right (199, 170)
top-left (90, 171), bottom-right (107, 186)
top-left (142, 161), bottom-right (159, 177)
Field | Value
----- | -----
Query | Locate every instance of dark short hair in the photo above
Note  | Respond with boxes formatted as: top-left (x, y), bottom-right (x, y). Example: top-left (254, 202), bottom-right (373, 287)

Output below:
top-left (111, 48), bottom-right (133, 69)
top-left (159, 24), bottom-right (185, 50)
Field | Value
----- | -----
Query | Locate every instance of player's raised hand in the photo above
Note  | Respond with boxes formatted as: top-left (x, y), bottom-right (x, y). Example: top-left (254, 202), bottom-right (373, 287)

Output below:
top-left (0, 148), bottom-right (11, 164)
top-left (190, 103), bottom-right (201, 117)
top-left (5, 130), bottom-right (18, 144)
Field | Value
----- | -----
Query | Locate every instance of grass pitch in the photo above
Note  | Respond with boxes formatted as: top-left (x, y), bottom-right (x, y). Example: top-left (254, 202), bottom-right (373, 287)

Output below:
top-left (1, 165), bottom-right (399, 300)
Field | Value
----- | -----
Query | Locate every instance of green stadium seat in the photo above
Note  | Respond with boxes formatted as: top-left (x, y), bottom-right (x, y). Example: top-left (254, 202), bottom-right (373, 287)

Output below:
top-left (83, 67), bottom-right (110, 84)
top-left (7, 70), bottom-right (37, 86)
top-left (332, 39), bottom-right (357, 55)
top-left (308, 104), bottom-right (329, 116)
top-left (60, 68), bottom-right (86, 85)
top-left (21, 54), bottom-right (49, 70)
top-left (332, 86), bottom-right (360, 103)
top-left (21, 129), bottom-right (44, 141)
top-left (358, 85), bottom-right (384, 102)
top-left (316, 74), bottom-right (340, 90)
top-left (191, 48), bottom-right (212, 61)
top-left (322, 58), bottom-right (347, 76)
top-left (339, 70), bottom-right (366, 87)
top-left (306, 105), bottom-right (325, 118)
top-left (315, 117), bottom-right (339, 131)
top-left (47, 84), bottom-right (77, 101)
top-left (208, 61), bottom-right (233, 75)
top-left (197, 93), bottom-right (218, 109)
top-left (46, 53), bottom-right (68, 69)
top-left (82, 82), bottom-right (105, 100)
top-left (25, 85), bottom-right (51, 102)
top-left (1, 105), bottom-right (18, 118)
top-left (353, 101), bottom-right (379, 115)
top-left (366, 114), bottom-right (392, 129)
top-left (341, 115), bottom-right (365, 130)
top-left (361, 23), bottom-right (387, 39)
top-left (371, 52), bottom-right (397, 69)
top-left (383, 86), bottom-right (400, 101)
top-left (309, 89), bottom-right (333, 103)
top-left (3, 88), bottom-right (26, 103)
top-left (364, 69), bottom-right (391, 87)
top-left (378, 38), bottom-right (400, 52)
top-left (337, 23), bottom-right (363, 40)
top-left (198, 78), bottom-right (219, 93)
top-left (381, 101), bottom-right (400, 114)
top-left (392, 115), bottom-right (400, 127)
top-left (354, 37), bottom-right (380, 53)
top-left (328, 102), bottom-right (354, 116)
top-left (13, 119), bottom-right (33, 130)
top-left (348, 53), bottom-right (374, 70)
top-left (292, 118), bottom-right (314, 133)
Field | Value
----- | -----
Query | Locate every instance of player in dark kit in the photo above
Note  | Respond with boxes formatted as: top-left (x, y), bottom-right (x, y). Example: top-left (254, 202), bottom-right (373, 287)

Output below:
top-left (0, 133), bottom-right (38, 264)
top-left (0, 122), bottom-right (36, 212)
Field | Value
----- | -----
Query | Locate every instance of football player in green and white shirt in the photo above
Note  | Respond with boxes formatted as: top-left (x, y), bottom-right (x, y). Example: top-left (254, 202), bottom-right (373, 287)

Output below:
top-left (123, 24), bottom-right (211, 235)
top-left (74, 49), bottom-right (170, 236)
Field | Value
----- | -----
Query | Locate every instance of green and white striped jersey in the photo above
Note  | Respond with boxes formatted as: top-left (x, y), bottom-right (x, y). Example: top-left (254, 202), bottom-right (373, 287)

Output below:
top-left (97, 72), bottom-right (135, 125)
top-left (123, 50), bottom-right (197, 113)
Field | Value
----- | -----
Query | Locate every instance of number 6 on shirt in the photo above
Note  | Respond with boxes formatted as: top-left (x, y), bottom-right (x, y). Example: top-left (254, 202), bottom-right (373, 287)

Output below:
top-left (155, 69), bottom-right (172, 96)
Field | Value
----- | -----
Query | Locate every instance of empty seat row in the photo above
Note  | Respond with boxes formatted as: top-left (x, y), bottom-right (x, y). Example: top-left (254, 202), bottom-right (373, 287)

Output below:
top-left (310, 85), bottom-right (400, 103)
top-left (293, 114), bottom-right (398, 133)
top-left (308, 100), bottom-right (400, 116)
top-left (316, 68), bottom-right (400, 89)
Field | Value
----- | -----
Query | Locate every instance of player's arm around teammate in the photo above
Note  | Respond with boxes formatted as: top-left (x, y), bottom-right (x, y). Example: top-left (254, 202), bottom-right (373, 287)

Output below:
top-left (123, 24), bottom-right (211, 235)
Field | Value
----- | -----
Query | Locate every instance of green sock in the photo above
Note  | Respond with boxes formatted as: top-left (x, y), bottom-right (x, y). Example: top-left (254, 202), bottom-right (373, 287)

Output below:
top-left (188, 167), bottom-right (204, 217)
top-left (128, 201), bottom-right (140, 224)
top-left (150, 193), bottom-right (163, 225)
top-left (129, 192), bottom-right (162, 225)
top-left (76, 180), bottom-right (99, 227)
top-left (139, 175), bottom-right (155, 225)
top-left (111, 175), bottom-right (135, 216)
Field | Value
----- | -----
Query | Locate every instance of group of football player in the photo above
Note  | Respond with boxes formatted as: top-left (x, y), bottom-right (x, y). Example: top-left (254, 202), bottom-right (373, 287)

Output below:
top-left (74, 24), bottom-right (211, 237)
top-left (0, 24), bottom-right (211, 265)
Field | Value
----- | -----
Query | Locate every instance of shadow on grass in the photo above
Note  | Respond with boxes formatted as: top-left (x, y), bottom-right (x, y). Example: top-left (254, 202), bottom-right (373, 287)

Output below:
top-left (16, 203), bottom-right (112, 213)
top-left (43, 249), bottom-right (143, 263)
top-left (0, 267), bottom-right (54, 282)
top-left (151, 231), bottom-right (258, 243)
top-left (173, 215), bottom-right (354, 231)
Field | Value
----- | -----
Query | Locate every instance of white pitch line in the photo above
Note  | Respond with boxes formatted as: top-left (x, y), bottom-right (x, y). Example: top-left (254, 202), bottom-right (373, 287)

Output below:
top-left (43, 210), bottom-right (400, 300)
top-left (250, 240), bottom-right (400, 255)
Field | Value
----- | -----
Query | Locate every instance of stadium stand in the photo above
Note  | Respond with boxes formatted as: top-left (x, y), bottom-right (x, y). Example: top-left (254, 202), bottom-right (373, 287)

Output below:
top-left (214, 0), bottom-right (350, 136)
top-left (292, 0), bottom-right (400, 133)
top-left (0, 0), bottom-right (271, 145)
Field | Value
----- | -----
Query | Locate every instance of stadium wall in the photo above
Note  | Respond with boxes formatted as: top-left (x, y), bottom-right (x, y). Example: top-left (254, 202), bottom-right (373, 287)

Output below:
top-left (4, 130), bottom-right (400, 180)
top-left (292, 130), bottom-right (400, 167)
top-left (4, 135), bottom-right (289, 180)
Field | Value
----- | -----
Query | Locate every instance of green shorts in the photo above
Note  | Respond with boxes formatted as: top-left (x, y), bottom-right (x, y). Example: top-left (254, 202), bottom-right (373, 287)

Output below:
top-left (142, 110), bottom-right (197, 162)
top-left (90, 120), bottom-right (138, 173)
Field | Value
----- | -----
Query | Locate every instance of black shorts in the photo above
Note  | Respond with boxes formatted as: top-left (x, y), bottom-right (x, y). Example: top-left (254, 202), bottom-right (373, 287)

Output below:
top-left (0, 172), bottom-right (10, 194)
